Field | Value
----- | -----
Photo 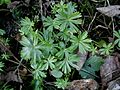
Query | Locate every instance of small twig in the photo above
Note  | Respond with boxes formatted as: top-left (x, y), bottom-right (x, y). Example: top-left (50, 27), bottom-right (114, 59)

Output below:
top-left (0, 41), bottom-right (24, 67)
top-left (8, 59), bottom-right (21, 65)
top-left (0, 81), bottom-right (9, 90)
top-left (88, 12), bottom-right (97, 31)
top-left (79, 1), bottom-right (93, 19)
top-left (106, 0), bottom-right (115, 37)
top-left (96, 13), bottom-right (111, 36)
top-left (12, 19), bottom-right (21, 27)
top-left (111, 17), bottom-right (115, 31)
top-left (0, 9), bottom-right (9, 12)
top-left (14, 58), bottom-right (23, 73)
top-left (43, 80), bottom-right (55, 86)
top-left (93, 25), bottom-right (108, 30)
top-left (106, 0), bottom-right (110, 6)
top-left (39, 0), bottom-right (43, 17)
top-left (0, 41), bottom-right (20, 62)
top-left (0, 41), bottom-right (32, 73)
top-left (103, 15), bottom-right (107, 27)
top-left (108, 20), bottom-right (112, 29)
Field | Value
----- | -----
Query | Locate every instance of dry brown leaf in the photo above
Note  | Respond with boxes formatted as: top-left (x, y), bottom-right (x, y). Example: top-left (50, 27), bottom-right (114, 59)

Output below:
top-left (68, 79), bottom-right (99, 90)
top-left (76, 51), bottom-right (88, 71)
top-left (19, 68), bottom-right (28, 76)
top-left (96, 5), bottom-right (120, 17)
top-left (5, 71), bottom-right (23, 83)
top-left (7, 1), bottom-right (20, 9)
top-left (0, 73), bottom-right (5, 81)
top-left (107, 77), bottom-right (120, 90)
top-left (100, 56), bottom-right (120, 87)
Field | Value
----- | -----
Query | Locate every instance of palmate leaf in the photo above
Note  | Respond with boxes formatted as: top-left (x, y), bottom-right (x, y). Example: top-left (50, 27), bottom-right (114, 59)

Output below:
top-left (55, 2), bottom-right (82, 33)
top-left (19, 17), bottom-right (34, 35)
top-left (115, 39), bottom-right (120, 47)
top-left (33, 69), bottom-right (46, 80)
top-left (56, 42), bottom-right (72, 60)
top-left (99, 43), bottom-right (114, 55)
top-left (39, 30), bottom-right (58, 56)
top-left (0, 29), bottom-right (5, 35)
top-left (0, 62), bottom-right (4, 71)
top-left (58, 29), bottom-right (71, 41)
top-left (41, 55), bottom-right (57, 70)
top-left (55, 78), bottom-right (69, 89)
top-left (79, 55), bottom-right (104, 79)
top-left (43, 16), bottom-right (60, 32)
top-left (114, 30), bottom-right (120, 38)
top-left (70, 31), bottom-right (92, 54)
top-left (20, 33), bottom-right (42, 61)
top-left (89, 44), bottom-right (98, 55)
top-left (32, 63), bottom-right (46, 80)
top-left (40, 39), bottom-right (56, 56)
top-left (20, 36), bottom-right (31, 47)
top-left (20, 46), bottom-right (31, 60)
top-left (57, 54), bottom-right (80, 74)
top-left (114, 30), bottom-right (120, 47)
top-left (1, 53), bottom-right (10, 60)
top-left (51, 1), bottom-right (67, 14)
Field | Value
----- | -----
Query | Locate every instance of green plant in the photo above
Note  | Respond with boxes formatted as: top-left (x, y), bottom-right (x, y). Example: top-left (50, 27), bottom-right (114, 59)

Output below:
top-left (1, 53), bottom-right (10, 60)
top-left (55, 78), bottom-right (69, 90)
top-left (2, 85), bottom-right (13, 90)
top-left (41, 55), bottom-right (56, 70)
top-left (19, 17), bottom-right (34, 35)
top-left (44, 1), bottom-right (82, 33)
top-left (31, 62), bottom-right (46, 80)
top-left (0, 0), bottom-right (120, 90)
top-left (43, 16), bottom-right (59, 32)
top-left (0, 62), bottom-right (4, 71)
top-left (19, 1), bottom-right (93, 90)
top-left (0, 0), bottom-right (11, 5)
top-left (38, 29), bottom-right (57, 56)
top-left (19, 18), bottom-right (45, 89)
top-left (70, 31), bottom-right (92, 54)
top-left (55, 2), bottom-right (82, 33)
top-left (19, 17), bottom-right (80, 89)
top-left (114, 30), bottom-right (120, 47)
top-left (99, 43), bottom-right (114, 55)
top-left (51, 1), bottom-right (67, 14)
top-left (89, 44), bottom-right (98, 55)
top-left (0, 29), bottom-right (5, 35)
top-left (57, 54), bottom-right (80, 74)
top-left (20, 31), bottom-right (42, 62)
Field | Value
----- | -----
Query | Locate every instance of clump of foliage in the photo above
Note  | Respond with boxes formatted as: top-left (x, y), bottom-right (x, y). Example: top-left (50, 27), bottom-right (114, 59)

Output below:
top-left (0, 0), bottom-right (120, 90)
top-left (19, 1), bottom-right (100, 89)
top-left (19, 2), bottom-right (84, 89)
top-left (18, 1), bottom-right (114, 89)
